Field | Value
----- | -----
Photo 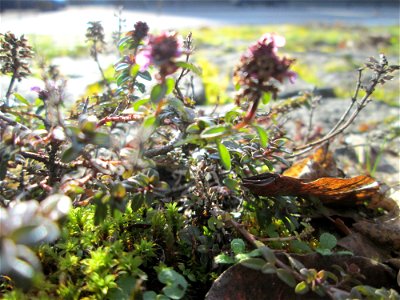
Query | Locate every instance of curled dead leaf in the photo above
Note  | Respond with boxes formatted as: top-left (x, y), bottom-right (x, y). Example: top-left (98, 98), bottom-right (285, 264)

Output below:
top-left (242, 173), bottom-right (379, 206)
top-left (283, 145), bottom-right (343, 181)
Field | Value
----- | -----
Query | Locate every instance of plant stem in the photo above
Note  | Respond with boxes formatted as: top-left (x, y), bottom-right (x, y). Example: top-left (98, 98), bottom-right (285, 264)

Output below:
top-left (288, 68), bottom-right (385, 158)
top-left (5, 74), bottom-right (17, 102)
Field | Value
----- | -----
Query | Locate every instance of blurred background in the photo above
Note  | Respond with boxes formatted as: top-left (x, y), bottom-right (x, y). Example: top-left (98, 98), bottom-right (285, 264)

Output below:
top-left (1, 0), bottom-right (399, 105)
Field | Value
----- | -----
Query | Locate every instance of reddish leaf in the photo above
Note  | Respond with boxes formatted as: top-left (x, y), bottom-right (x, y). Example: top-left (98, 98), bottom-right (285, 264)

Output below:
top-left (242, 173), bottom-right (379, 206)
top-left (283, 145), bottom-right (342, 181)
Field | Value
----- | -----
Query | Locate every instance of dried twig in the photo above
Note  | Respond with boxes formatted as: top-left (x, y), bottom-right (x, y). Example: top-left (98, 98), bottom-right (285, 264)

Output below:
top-left (144, 130), bottom-right (184, 158)
top-left (288, 56), bottom-right (398, 158)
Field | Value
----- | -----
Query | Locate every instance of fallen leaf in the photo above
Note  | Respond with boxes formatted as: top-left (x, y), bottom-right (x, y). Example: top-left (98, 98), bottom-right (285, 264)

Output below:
top-left (242, 173), bottom-right (379, 206)
top-left (353, 219), bottom-right (400, 250)
top-left (338, 232), bottom-right (392, 262)
top-left (283, 145), bottom-right (343, 181)
top-left (206, 253), bottom-right (398, 300)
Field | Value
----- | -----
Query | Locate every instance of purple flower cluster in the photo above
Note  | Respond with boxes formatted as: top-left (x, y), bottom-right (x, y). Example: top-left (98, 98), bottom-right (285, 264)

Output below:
top-left (234, 33), bottom-right (295, 104)
top-left (136, 31), bottom-right (183, 81)
top-left (126, 21), bottom-right (149, 44)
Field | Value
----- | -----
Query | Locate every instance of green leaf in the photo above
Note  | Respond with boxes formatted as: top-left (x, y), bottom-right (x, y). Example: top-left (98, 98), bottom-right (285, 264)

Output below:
top-left (214, 254), bottom-right (235, 265)
top-left (222, 178), bottom-right (238, 190)
top-left (295, 281), bottom-right (310, 295)
top-left (135, 82), bottom-right (146, 93)
top-left (165, 77), bottom-right (175, 95)
top-left (143, 291), bottom-right (157, 300)
top-left (130, 193), bottom-right (144, 212)
top-left (254, 125), bottom-right (269, 148)
top-left (132, 98), bottom-right (149, 111)
top-left (319, 233), bottom-right (337, 250)
top-left (158, 269), bottom-right (188, 300)
top-left (150, 83), bottom-right (167, 103)
top-left (13, 93), bottom-right (30, 106)
top-left (261, 262), bottom-right (276, 274)
top-left (224, 110), bottom-right (241, 124)
top-left (289, 240), bottom-right (312, 254)
top-left (271, 155), bottom-right (291, 167)
top-left (118, 36), bottom-right (131, 51)
top-left (61, 146), bottom-right (82, 163)
top-left (108, 275), bottom-right (137, 300)
top-left (175, 61), bottom-right (202, 76)
top-left (285, 254), bottom-right (305, 271)
top-left (130, 64), bottom-right (140, 78)
top-left (217, 141), bottom-right (231, 170)
top-left (261, 92), bottom-right (272, 105)
top-left (186, 123), bottom-right (200, 134)
top-left (259, 246), bottom-right (276, 264)
top-left (117, 71), bottom-right (130, 86)
top-left (231, 238), bottom-right (245, 254)
top-left (114, 63), bottom-right (130, 72)
top-left (276, 268), bottom-right (296, 287)
top-left (200, 125), bottom-right (229, 139)
top-left (143, 115), bottom-right (157, 128)
top-left (137, 70), bottom-right (152, 81)
top-left (240, 258), bottom-right (266, 271)
top-left (316, 248), bottom-right (332, 256)
top-left (163, 285), bottom-right (186, 300)
top-left (94, 203), bottom-right (108, 225)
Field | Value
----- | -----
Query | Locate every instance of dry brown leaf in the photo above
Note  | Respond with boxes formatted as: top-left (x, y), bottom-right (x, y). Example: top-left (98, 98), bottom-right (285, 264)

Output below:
top-left (283, 145), bottom-right (342, 181)
top-left (242, 173), bottom-right (379, 206)
top-left (338, 232), bottom-right (392, 262)
top-left (353, 220), bottom-right (400, 250)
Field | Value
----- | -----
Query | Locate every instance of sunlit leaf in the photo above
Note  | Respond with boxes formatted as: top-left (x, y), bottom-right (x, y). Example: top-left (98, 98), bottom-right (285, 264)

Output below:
top-left (200, 125), bottom-right (229, 139)
top-left (295, 281), bottom-right (309, 295)
top-left (261, 92), bottom-right (272, 105)
top-left (217, 141), bottom-right (231, 170)
top-left (231, 239), bottom-right (245, 254)
top-left (214, 254), bottom-right (235, 265)
top-left (132, 98), bottom-right (149, 111)
top-left (254, 125), bottom-right (269, 148)
top-left (137, 70), bottom-right (151, 81)
top-left (175, 61), bottom-right (202, 76)
top-left (150, 83), bottom-right (167, 103)
top-left (114, 63), bottom-right (130, 72)
top-left (223, 178), bottom-right (238, 190)
top-left (13, 93), bottom-right (30, 106)
top-left (130, 64), bottom-right (140, 77)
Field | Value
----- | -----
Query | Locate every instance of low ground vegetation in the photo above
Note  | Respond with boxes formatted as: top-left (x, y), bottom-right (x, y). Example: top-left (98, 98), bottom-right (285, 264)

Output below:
top-left (0, 16), bottom-right (399, 300)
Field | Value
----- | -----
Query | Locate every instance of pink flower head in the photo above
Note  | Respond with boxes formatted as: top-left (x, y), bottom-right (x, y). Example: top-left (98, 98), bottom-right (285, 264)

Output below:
top-left (31, 86), bottom-right (49, 101)
top-left (136, 31), bottom-right (183, 79)
top-left (259, 33), bottom-right (286, 49)
top-left (233, 33), bottom-right (296, 105)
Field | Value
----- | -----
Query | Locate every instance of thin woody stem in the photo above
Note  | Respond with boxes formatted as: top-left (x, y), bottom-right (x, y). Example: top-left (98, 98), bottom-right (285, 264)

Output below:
top-left (287, 68), bottom-right (385, 158)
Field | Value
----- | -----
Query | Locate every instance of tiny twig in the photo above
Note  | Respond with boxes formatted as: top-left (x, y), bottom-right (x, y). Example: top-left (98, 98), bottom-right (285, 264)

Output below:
top-left (326, 68), bottom-right (363, 137)
top-left (288, 67), bottom-right (385, 158)
top-left (144, 130), bottom-right (184, 158)
top-left (174, 32), bottom-right (193, 101)
top-left (96, 113), bottom-right (144, 128)
top-left (5, 74), bottom-right (17, 101)
top-left (305, 95), bottom-right (321, 143)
